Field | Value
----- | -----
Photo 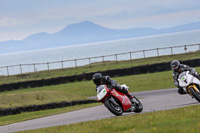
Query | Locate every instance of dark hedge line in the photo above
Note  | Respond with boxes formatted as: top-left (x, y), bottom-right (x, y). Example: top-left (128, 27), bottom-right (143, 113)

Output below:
top-left (0, 99), bottom-right (98, 117)
top-left (0, 59), bottom-right (200, 92)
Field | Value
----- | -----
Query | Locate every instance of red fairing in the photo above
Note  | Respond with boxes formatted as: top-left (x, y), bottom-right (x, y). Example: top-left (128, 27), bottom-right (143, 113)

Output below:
top-left (107, 88), bottom-right (132, 111)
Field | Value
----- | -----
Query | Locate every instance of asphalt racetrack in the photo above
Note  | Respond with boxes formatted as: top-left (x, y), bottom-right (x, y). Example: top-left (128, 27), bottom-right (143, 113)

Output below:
top-left (0, 88), bottom-right (199, 133)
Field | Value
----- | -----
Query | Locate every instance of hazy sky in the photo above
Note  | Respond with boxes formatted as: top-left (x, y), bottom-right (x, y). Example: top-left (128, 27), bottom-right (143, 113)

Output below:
top-left (0, 0), bottom-right (200, 42)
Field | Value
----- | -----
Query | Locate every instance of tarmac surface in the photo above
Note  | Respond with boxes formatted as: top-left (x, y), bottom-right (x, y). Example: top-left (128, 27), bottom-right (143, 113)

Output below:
top-left (0, 88), bottom-right (199, 133)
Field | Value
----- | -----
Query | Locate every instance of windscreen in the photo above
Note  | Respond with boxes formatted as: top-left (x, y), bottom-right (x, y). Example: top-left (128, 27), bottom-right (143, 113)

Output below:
top-left (97, 85), bottom-right (106, 93)
top-left (178, 71), bottom-right (187, 79)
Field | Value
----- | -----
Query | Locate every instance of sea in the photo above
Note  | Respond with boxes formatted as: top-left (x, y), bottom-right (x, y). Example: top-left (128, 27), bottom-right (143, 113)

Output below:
top-left (0, 30), bottom-right (200, 75)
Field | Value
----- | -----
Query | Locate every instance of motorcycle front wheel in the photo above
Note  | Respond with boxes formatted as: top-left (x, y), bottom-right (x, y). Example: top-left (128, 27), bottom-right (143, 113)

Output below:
top-left (189, 87), bottom-right (200, 102)
top-left (104, 98), bottom-right (123, 116)
top-left (133, 97), bottom-right (143, 113)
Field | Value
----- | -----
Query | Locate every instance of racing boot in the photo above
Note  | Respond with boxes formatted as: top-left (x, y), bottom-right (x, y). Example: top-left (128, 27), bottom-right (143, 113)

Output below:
top-left (126, 92), bottom-right (135, 103)
top-left (178, 87), bottom-right (187, 95)
top-left (126, 92), bottom-right (137, 111)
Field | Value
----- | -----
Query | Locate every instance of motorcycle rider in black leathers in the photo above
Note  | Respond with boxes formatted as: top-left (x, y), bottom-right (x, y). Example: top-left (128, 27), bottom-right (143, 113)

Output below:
top-left (92, 73), bottom-right (135, 102)
top-left (171, 60), bottom-right (200, 94)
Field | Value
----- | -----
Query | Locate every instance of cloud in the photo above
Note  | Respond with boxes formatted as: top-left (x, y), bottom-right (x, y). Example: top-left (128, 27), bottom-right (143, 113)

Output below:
top-left (0, 0), bottom-right (200, 41)
top-left (149, 0), bottom-right (200, 10)
top-left (0, 18), bottom-right (21, 28)
top-left (104, 9), bottom-right (200, 29)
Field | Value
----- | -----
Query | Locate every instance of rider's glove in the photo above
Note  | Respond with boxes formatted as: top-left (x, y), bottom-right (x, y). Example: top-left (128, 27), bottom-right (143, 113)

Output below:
top-left (121, 84), bottom-right (129, 90)
top-left (110, 84), bottom-right (115, 89)
top-left (189, 71), bottom-right (194, 75)
top-left (174, 81), bottom-right (179, 87)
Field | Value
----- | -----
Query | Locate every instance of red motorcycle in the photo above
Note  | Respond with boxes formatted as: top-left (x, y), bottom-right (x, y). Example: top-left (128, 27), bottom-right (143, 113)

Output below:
top-left (97, 84), bottom-right (143, 116)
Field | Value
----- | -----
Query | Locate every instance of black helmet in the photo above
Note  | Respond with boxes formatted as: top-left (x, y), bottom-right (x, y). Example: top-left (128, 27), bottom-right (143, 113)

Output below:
top-left (170, 60), bottom-right (180, 71)
top-left (92, 73), bottom-right (102, 86)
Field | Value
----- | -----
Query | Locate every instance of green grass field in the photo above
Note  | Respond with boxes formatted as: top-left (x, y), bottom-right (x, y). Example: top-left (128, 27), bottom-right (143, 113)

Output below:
top-left (0, 51), bottom-right (200, 127)
top-left (0, 67), bottom-right (199, 126)
top-left (17, 105), bottom-right (200, 133)
top-left (1, 67), bottom-right (200, 109)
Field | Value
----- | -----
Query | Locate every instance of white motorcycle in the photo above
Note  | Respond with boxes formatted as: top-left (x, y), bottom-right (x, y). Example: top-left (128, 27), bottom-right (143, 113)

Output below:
top-left (178, 71), bottom-right (200, 102)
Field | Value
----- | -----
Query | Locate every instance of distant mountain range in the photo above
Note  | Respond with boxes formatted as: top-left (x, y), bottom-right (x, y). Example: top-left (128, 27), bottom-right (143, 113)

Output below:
top-left (1, 20), bottom-right (200, 54)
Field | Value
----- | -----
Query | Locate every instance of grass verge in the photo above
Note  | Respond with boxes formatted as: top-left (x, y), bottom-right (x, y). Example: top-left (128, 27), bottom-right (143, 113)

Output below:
top-left (1, 67), bottom-right (200, 109)
top-left (17, 105), bottom-right (200, 133)
top-left (0, 52), bottom-right (200, 126)
top-left (0, 91), bottom-right (87, 109)
top-left (0, 69), bottom-right (180, 126)
top-left (0, 103), bottom-right (100, 126)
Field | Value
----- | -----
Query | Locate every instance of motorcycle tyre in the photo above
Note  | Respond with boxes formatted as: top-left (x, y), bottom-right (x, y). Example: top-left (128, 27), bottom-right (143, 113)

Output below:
top-left (189, 87), bottom-right (200, 102)
top-left (104, 98), bottom-right (123, 116)
top-left (133, 97), bottom-right (143, 113)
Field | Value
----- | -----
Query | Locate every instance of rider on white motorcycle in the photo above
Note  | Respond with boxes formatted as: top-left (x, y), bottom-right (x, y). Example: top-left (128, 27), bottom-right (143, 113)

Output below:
top-left (171, 60), bottom-right (200, 94)
top-left (92, 73), bottom-right (135, 102)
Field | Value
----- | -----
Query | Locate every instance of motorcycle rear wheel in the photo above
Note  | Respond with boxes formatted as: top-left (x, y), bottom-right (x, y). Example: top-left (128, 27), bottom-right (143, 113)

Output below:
top-left (189, 87), bottom-right (200, 102)
top-left (104, 98), bottom-right (123, 116)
